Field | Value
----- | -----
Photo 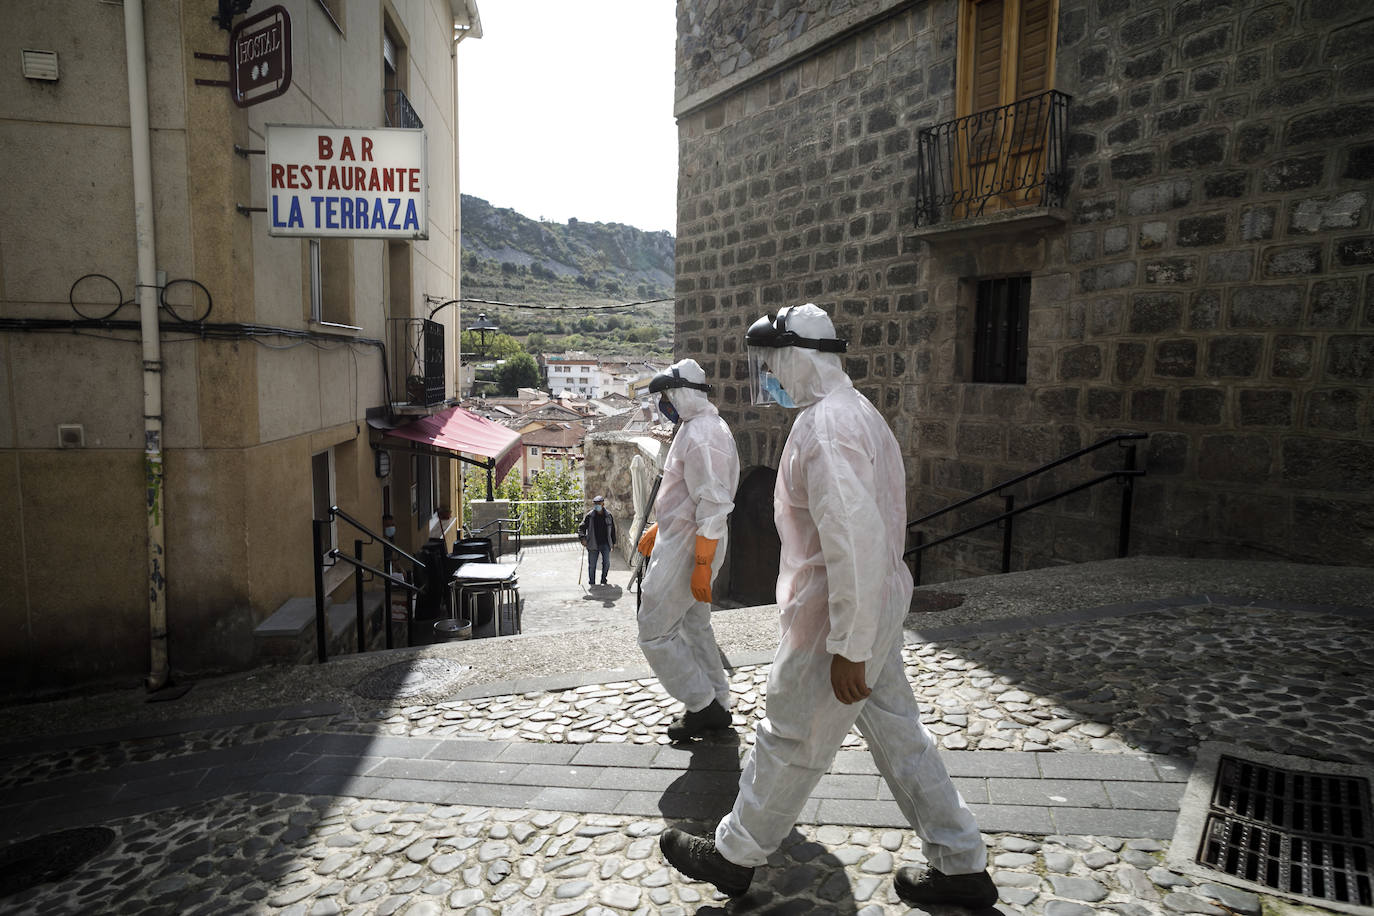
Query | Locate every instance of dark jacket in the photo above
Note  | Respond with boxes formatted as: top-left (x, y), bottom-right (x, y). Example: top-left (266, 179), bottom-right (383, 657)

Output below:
top-left (577, 507), bottom-right (617, 550)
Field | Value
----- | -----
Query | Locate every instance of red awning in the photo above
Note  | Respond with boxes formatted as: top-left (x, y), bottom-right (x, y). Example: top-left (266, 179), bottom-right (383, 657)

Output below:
top-left (381, 406), bottom-right (521, 483)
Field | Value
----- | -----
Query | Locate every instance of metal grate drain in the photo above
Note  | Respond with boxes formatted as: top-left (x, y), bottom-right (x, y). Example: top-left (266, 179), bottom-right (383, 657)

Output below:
top-left (1198, 754), bottom-right (1372, 907)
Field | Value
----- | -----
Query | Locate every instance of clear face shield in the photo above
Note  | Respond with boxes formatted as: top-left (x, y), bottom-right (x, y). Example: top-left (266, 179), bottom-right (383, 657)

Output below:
top-left (747, 347), bottom-right (797, 408)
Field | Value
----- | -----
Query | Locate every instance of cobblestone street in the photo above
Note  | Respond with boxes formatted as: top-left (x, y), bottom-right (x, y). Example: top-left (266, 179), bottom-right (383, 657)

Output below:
top-left (2, 552), bottom-right (1372, 915)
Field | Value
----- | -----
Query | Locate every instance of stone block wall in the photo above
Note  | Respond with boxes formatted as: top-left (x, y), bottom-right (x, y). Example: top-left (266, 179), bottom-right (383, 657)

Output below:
top-left (1049, 0), bottom-right (1374, 572)
top-left (675, 0), bottom-right (1374, 583)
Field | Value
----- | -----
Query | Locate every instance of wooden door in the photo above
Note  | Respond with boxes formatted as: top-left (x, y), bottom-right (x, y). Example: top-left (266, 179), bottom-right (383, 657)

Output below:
top-left (955, 0), bottom-right (1057, 217)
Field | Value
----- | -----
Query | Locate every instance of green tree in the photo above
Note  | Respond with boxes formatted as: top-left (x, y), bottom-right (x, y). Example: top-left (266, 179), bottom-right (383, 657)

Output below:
top-left (523, 468), bottom-right (582, 534)
top-left (576, 315), bottom-right (599, 333)
top-left (461, 465), bottom-right (583, 535)
top-left (461, 463), bottom-right (523, 526)
top-left (462, 330), bottom-right (524, 360)
top-left (527, 331), bottom-right (549, 354)
top-left (497, 352), bottom-right (542, 394)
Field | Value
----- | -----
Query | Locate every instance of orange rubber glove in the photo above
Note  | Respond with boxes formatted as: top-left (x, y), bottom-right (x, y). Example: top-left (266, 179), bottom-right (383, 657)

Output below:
top-left (691, 535), bottom-right (718, 603)
top-left (637, 522), bottom-right (658, 557)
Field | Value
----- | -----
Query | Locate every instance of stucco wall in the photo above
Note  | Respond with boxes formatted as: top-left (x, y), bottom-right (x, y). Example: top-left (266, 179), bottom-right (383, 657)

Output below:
top-left (0, 0), bottom-right (462, 693)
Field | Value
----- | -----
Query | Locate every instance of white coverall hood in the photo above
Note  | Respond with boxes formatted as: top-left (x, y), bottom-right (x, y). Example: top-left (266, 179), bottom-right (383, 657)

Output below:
top-left (661, 358), bottom-right (715, 421)
top-left (757, 304), bottom-right (850, 408)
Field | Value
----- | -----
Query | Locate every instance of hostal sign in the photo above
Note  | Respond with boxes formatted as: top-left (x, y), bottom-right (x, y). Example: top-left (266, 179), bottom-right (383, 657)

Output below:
top-left (266, 125), bottom-right (428, 239)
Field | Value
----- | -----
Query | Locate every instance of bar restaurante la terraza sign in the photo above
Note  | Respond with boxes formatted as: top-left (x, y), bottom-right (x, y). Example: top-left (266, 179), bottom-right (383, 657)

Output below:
top-left (265, 125), bottom-right (428, 239)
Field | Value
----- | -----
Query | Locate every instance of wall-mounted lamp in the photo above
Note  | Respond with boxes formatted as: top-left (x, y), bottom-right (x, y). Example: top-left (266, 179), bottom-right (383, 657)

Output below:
top-left (467, 312), bottom-right (499, 359)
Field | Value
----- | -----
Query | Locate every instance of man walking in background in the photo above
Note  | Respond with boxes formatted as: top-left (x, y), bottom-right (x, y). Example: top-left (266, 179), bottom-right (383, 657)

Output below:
top-left (577, 495), bottom-right (617, 586)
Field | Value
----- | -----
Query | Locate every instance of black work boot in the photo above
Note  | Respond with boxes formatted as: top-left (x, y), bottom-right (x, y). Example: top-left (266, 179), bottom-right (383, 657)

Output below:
top-left (665, 700), bottom-right (732, 741)
top-left (894, 867), bottom-right (998, 909)
top-left (660, 828), bottom-right (754, 896)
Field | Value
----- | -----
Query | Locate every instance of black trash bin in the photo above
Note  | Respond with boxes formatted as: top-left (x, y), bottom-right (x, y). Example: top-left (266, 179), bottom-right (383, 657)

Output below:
top-left (414, 538), bottom-right (449, 619)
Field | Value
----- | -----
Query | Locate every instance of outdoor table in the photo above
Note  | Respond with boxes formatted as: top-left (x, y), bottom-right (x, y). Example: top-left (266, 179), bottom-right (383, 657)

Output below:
top-left (450, 562), bottom-right (520, 637)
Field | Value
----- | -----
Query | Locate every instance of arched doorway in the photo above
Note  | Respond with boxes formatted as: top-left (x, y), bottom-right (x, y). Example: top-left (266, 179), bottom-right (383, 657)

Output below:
top-left (728, 466), bottom-right (781, 607)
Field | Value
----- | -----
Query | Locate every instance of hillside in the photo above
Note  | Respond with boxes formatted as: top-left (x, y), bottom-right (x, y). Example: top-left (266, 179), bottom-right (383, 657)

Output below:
top-left (460, 195), bottom-right (675, 359)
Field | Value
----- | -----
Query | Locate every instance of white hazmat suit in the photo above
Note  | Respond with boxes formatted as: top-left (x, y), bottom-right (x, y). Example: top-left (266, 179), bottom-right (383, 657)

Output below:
top-left (638, 359), bottom-right (740, 714)
top-left (715, 305), bottom-right (986, 875)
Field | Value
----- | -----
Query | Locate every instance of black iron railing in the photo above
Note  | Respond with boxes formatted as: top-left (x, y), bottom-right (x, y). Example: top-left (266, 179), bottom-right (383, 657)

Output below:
top-left (385, 89), bottom-right (423, 129)
top-left (466, 516), bottom-right (524, 559)
top-left (389, 317), bottom-right (445, 407)
top-left (314, 506), bottom-right (423, 663)
top-left (915, 89), bottom-right (1070, 226)
top-left (905, 432), bottom-right (1147, 584)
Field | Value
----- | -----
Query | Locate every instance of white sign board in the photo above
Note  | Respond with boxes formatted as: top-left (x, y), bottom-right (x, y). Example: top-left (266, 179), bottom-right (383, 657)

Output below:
top-left (266, 125), bottom-right (427, 238)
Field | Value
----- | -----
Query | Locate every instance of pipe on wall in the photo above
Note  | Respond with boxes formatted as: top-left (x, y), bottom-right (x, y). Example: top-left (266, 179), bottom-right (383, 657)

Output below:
top-left (122, 0), bottom-right (169, 691)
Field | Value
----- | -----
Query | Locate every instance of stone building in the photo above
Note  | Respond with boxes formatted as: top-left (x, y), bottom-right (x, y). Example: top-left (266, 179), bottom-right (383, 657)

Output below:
top-left (673, 0), bottom-right (1373, 591)
top-left (0, 0), bottom-right (489, 693)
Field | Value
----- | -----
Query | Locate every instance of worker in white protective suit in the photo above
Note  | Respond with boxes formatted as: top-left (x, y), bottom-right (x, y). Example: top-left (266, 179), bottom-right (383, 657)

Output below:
top-left (660, 304), bottom-right (997, 909)
top-left (635, 358), bottom-right (741, 741)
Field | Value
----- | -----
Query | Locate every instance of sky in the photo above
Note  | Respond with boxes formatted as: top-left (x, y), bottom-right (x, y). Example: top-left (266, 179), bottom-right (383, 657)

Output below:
top-left (458, 2), bottom-right (679, 235)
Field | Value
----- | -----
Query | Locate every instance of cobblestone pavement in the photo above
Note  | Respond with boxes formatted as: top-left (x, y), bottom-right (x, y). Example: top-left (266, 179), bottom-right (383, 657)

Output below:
top-left (2, 792), bottom-right (1262, 916)
top-left (1, 558), bottom-right (1371, 915)
top-left (11, 600), bottom-right (1369, 793)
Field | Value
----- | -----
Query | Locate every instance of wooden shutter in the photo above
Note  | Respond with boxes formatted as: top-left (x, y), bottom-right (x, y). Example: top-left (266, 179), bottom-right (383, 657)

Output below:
top-left (1015, 0), bottom-right (1052, 99)
top-left (971, 0), bottom-right (1005, 115)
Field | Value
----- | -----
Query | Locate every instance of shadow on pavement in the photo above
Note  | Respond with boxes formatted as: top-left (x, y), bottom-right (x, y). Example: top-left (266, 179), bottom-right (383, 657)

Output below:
top-left (685, 828), bottom-right (863, 915)
top-left (656, 736), bottom-right (872, 915)
top-left (918, 600), bottom-right (1374, 767)
top-left (583, 582), bottom-right (624, 607)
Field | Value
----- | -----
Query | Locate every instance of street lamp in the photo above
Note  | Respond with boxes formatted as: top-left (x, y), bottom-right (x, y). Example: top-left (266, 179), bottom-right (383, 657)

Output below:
top-left (467, 312), bottom-right (499, 360)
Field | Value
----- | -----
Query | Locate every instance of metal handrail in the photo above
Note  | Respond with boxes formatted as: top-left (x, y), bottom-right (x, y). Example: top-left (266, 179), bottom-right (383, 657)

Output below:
top-left (915, 89), bottom-right (1070, 226)
top-left (511, 498), bottom-right (582, 536)
top-left (468, 516), bottom-right (524, 558)
top-left (905, 432), bottom-right (1148, 584)
top-left (331, 505), bottom-right (426, 567)
top-left (313, 505), bottom-right (426, 663)
top-left (325, 549), bottom-right (415, 591)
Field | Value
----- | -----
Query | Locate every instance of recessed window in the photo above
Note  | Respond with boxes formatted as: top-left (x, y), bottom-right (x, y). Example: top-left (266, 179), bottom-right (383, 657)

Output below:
top-left (972, 276), bottom-right (1030, 384)
top-left (309, 238), bottom-right (354, 327)
top-left (312, 449), bottom-right (336, 559)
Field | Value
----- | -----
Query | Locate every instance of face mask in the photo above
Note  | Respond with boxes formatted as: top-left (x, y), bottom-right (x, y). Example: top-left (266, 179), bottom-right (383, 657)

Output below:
top-left (658, 393), bottom-right (680, 424)
top-left (383, 526), bottom-right (396, 539)
top-left (762, 372), bottom-right (797, 408)
top-left (594, 505), bottom-right (604, 513)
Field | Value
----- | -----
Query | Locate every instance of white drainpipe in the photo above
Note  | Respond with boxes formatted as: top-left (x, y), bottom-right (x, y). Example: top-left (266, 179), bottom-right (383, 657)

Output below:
top-left (123, 0), bottom-right (169, 691)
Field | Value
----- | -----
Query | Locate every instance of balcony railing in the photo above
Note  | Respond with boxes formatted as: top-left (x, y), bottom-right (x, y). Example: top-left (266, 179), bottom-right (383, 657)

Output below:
top-left (915, 89), bottom-right (1070, 226)
top-left (385, 89), bottom-right (423, 130)
top-left (389, 317), bottom-right (445, 407)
